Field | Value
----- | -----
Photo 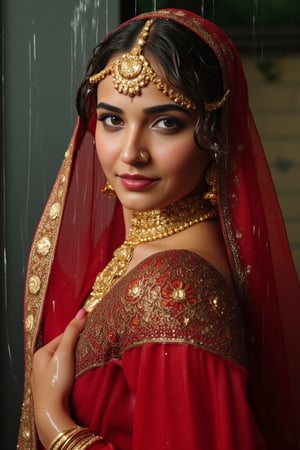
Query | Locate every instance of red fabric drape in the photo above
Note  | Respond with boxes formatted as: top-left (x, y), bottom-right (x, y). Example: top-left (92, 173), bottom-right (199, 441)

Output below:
top-left (18, 8), bottom-right (300, 450)
top-left (71, 344), bottom-right (266, 450)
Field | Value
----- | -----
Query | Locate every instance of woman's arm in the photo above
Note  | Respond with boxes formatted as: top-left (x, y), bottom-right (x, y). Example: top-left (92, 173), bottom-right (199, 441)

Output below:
top-left (122, 342), bottom-right (266, 450)
top-left (32, 308), bottom-right (114, 449)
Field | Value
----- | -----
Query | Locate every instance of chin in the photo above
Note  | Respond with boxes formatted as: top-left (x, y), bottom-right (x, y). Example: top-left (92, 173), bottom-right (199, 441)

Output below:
top-left (119, 192), bottom-right (191, 213)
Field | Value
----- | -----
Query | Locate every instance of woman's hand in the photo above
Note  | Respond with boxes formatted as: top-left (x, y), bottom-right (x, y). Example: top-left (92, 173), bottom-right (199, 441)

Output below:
top-left (31, 309), bottom-right (87, 448)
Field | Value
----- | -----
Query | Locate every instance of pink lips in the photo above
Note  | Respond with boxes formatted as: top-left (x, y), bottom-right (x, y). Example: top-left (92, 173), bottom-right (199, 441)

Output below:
top-left (118, 173), bottom-right (159, 190)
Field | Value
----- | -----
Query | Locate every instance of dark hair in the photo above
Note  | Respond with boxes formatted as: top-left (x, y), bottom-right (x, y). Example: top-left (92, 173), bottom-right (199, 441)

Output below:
top-left (76, 19), bottom-right (224, 156)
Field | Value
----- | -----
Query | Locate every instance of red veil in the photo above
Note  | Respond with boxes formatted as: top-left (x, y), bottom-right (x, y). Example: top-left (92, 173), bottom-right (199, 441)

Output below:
top-left (18, 8), bottom-right (300, 450)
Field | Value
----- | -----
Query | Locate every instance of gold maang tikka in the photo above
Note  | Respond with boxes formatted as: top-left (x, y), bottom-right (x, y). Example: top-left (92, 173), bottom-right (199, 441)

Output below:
top-left (89, 19), bottom-right (230, 112)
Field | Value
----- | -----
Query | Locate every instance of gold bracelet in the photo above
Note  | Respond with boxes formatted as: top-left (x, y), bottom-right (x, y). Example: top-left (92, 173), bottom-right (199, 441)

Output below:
top-left (72, 435), bottom-right (95, 450)
top-left (48, 426), bottom-right (104, 450)
top-left (66, 430), bottom-right (96, 450)
top-left (76, 434), bottom-right (104, 450)
top-left (49, 426), bottom-right (81, 450)
top-left (61, 428), bottom-right (93, 450)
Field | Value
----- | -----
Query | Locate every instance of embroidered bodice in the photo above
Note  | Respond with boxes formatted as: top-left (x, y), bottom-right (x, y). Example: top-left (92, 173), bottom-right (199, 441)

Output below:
top-left (75, 249), bottom-right (246, 377)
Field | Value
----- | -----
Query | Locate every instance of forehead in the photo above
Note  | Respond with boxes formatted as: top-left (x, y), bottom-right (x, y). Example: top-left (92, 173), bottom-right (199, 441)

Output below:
top-left (96, 75), bottom-right (179, 111)
top-left (94, 51), bottom-right (195, 112)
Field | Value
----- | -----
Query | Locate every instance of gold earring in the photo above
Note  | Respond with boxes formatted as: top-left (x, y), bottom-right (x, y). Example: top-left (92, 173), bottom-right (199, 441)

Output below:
top-left (203, 164), bottom-right (218, 206)
top-left (139, 149), bottom-right (150, 163)
top-left (101, 180), bottom-right (116, 198)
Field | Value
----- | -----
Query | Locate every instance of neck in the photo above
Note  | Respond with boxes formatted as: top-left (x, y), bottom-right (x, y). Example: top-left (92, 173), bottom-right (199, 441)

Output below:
top-left (123, 207), bottom-right (134, 236)
top-left (84, 193), bottom-right (217, 313)
top-left (127, 194), bottom-right (217, 245)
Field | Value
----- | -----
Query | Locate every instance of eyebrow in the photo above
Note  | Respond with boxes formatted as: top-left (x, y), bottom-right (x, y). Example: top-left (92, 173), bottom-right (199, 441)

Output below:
top-left (96, 102), bottom-right (191, 115)
top-left (96, 102), bottom-right (123, 114)
top-left (143, 104), bottom-right (191, 115)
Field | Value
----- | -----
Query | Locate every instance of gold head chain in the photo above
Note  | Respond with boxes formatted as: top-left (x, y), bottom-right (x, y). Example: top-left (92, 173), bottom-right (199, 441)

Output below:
top-left (89, 19), bottom-right (230, 112)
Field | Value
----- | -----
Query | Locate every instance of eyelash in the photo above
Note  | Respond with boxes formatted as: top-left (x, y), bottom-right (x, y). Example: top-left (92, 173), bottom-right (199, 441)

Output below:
top-left (153, 117), bottom-right (183, 131)
top-left (97, 114), bottom-right (184, 134)
top-left (98, 114), bottom-right (123, 128)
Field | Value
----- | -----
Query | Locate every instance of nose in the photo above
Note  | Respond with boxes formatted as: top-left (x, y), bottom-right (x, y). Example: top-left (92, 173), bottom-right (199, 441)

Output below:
top-left (120, 126), bottom-right (149, 165)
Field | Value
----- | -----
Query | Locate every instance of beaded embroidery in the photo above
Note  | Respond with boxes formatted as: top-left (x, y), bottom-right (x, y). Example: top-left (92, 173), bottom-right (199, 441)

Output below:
top-left (76, 250), bottom-right (246, 378)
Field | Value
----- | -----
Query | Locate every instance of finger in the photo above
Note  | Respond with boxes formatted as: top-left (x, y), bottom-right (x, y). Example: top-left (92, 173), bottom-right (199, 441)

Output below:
top-left (42, 334), bottom-right (63, 354)
top-left (33, 334), bottom-right (63, 365)
top-left (58, 309), bottom-right (87, 354)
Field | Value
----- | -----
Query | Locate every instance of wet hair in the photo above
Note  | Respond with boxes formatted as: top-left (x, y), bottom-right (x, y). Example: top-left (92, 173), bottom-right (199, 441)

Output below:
top-left (76, 19), bottom-right (224, 156)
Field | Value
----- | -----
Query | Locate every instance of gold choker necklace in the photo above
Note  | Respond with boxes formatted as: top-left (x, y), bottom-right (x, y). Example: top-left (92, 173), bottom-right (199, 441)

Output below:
top-left (84, 195), bottom-right (217, 312)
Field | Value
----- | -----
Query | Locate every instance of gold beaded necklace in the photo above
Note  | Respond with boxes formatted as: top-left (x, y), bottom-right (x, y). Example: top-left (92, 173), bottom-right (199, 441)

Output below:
top-left (84, 194), bottom-right (217, 313)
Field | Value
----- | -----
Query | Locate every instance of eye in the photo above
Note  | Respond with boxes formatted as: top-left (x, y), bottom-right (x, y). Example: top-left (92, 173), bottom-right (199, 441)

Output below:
top-left (152, 117), bottom-right (183, 133)
top-left (98, 114), bottom-right (123, 129)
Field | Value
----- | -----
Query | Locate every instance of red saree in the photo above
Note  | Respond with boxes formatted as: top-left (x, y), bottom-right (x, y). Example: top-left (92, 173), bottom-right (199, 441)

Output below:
top-left (70, 250), bottom-right (265, 450)
top-left (18, 8), bottom-right (300, 450)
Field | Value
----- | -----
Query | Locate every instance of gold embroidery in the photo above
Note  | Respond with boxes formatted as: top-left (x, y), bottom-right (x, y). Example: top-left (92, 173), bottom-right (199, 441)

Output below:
top-left (128, 282), bottom-right (143, 298)
top-left (172, 287), bottom-right (186, 302)
top-left (230, 193), bottom-right (238, 208)
top-left (75, 250), bottom-right (246, 378)
top-left (219, 156), bottom-right (247, 299)
top-left (246, 265), bottom-right (252, 274)
top-left (25, 315), bottom-right (34, 332)
top-left (28, 275), bottom-right (41, 295)
top-left (36, 236), bottom-right (51, 256)
top-left (17, 130), bottom-right (76, 450)
top-left (49, 202), bottom-right (61, 219)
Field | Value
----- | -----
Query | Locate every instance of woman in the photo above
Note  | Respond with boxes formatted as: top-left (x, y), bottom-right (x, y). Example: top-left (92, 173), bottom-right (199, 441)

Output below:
top-left (18, 8), bottom-right (300, 450)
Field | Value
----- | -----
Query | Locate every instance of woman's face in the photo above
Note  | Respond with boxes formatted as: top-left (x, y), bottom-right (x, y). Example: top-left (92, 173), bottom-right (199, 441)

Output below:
top-left (95, 58), bottom-right (209, 212)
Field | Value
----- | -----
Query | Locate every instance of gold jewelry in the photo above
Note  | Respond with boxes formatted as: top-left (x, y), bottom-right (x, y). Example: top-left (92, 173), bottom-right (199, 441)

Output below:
top-left (89, 19), bottom-right (230, 112)
top-left (75, 434), bottom-right (104, 450)
top-left (101, 180), bottom-right (116, 197)
top-left (203, 164), bottom-right (218, 205)
top-left (49, 426), bottom-right (80, 450)
top-left (49, 426), bottom-right (104, 450)
top-left (89, 19), bottom-right (195, 110)
top-left (139, 148), bottom-right (149, 163)
top-left (205, 89), bottom-right (230, 112)
top-left (84, 194), bottom-right (217, 313)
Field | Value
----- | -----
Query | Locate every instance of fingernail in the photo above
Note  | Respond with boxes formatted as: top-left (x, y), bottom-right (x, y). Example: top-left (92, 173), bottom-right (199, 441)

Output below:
top-left (75, 308), bottom-right (87, 320)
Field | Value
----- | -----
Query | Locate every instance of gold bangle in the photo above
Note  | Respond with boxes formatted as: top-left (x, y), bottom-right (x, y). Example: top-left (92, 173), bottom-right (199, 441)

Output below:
top-left (61, 429), bottom-right (92, 450)
top-left (76, 434), bottom-right (104, 450)
top-left (66, 431), bottom-right (95, 450)
top-left (72, 436), bottom-right (94, 450)
top-left (48, 425), bottom-right (104, 450)
top-left (49, 426), bottom-right (81, 450)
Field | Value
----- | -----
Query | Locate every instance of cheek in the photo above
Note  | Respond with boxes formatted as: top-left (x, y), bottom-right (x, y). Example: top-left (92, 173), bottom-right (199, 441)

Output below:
top-left (95, 141), bottom-right (105, 167)
top-left (162, 142), bottom-right (208, 182)
top-left (95, 129), bottom-right (114, 171)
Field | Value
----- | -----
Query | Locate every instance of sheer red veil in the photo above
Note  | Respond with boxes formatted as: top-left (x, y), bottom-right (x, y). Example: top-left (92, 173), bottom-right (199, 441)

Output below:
top-left (19, 8), bottom-right (300, 450)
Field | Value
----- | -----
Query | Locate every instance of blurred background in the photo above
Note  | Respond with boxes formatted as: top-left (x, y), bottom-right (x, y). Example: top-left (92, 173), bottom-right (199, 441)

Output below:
top-left (1, 1), bottom-right (299, 448)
